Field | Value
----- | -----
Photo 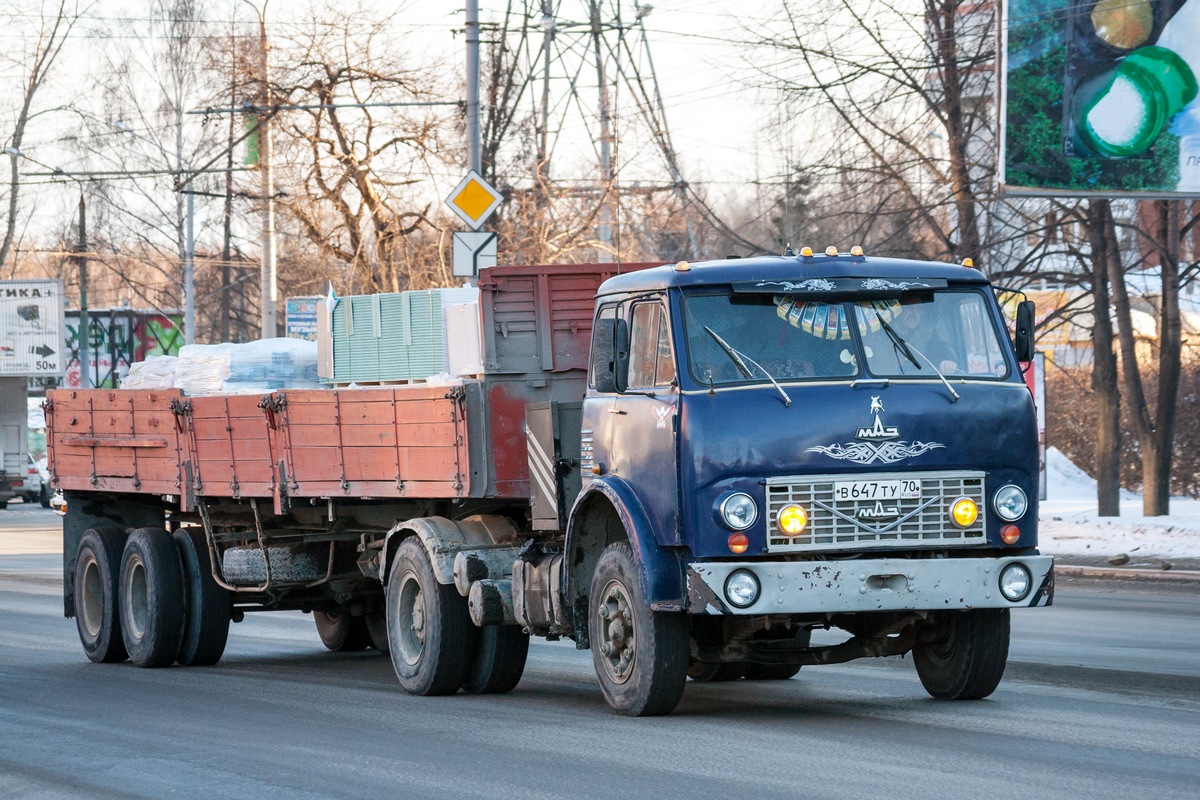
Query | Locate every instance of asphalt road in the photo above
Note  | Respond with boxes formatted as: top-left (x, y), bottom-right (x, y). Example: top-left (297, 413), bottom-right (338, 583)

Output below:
top-left (1, 505), bottom-right (1197, 799)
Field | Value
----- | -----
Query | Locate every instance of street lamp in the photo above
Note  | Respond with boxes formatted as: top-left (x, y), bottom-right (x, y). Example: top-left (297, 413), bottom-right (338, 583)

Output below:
top-left (6, 147), bottom-right (92, 389)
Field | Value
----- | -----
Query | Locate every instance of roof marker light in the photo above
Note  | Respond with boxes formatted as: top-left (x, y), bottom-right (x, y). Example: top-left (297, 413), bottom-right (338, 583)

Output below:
top-left (850, 245), bottom-right (864, 256)
top-left (825, 246), bottom-right (838, 256)
top-left (675, 260), bottom-right (691, 271)
top-left (961, 257), bottom-right (974, 268)
top-left (799, 246), bottom-right (813, 257)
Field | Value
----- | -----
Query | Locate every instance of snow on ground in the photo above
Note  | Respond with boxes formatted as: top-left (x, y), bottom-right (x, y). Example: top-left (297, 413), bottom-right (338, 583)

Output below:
top-left (1040, 447), bottom-right (1200, 561)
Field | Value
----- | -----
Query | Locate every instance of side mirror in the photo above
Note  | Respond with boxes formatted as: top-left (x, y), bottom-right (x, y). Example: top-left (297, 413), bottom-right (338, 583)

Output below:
top-left (1015, 300), bottom-right (1035, 362)
top-left (590, 318), bottom-right (629, 393)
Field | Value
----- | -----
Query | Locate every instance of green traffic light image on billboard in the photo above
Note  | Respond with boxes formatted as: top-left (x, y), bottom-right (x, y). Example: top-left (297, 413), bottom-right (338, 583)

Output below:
top-left (1003, 0), bottom-right (1200, 195)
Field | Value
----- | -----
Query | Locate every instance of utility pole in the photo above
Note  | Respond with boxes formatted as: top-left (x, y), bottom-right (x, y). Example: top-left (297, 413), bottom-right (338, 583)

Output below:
top-left (590, 1), bottom-right (614, 261)
top-left (247, 0), bottom-right (277, 339)
top-left (466, 0), bottom-right (482, 175)
top-left (76, 192), bottom-right (91, 389)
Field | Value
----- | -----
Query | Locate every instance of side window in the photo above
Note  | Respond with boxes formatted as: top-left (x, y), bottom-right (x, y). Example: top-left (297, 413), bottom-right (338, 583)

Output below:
top-left (589, 304), bottom-right (619, 389)
top-left (628, 302), bottom-right (674, 389)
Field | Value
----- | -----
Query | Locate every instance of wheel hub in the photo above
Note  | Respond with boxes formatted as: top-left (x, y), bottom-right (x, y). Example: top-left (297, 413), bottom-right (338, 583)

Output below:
top-left (597, 580), bottom-right (636, 684)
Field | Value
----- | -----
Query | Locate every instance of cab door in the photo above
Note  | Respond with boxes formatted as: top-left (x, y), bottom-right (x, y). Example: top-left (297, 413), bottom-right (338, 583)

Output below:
top-left (606, 300), bottom-right (681, 546)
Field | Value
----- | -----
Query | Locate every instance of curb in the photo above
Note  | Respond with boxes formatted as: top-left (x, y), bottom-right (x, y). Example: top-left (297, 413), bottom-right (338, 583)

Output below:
top-left (1056, 564), bottom-right (1200, 583)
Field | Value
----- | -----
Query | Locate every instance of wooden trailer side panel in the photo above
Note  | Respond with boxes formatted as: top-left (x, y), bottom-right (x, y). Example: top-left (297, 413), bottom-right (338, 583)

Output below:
top-left (278, 386), bottom-right (469, 500)
top-left (186, 395), bottom-right (275, 499)
top-left (46, 389), bottom-right (185, 495)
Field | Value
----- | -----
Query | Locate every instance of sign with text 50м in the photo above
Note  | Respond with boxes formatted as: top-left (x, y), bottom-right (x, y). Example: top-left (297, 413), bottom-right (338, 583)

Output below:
top-left (0, 280), bottom-right (65, 377)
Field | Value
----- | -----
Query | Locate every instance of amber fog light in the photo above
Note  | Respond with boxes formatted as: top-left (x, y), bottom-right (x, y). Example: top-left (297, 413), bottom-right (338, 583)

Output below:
top-left (1000, 524), bottom-right (1021, 545)
top-left (778, 504), bottom-right (808, 536)
top-left (950, 497), bottom-right (978, 528)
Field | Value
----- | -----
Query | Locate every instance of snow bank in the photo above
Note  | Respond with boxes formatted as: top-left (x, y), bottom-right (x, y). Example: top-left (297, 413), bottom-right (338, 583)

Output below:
top-left (1040, 446), bottom-right (1200, 560)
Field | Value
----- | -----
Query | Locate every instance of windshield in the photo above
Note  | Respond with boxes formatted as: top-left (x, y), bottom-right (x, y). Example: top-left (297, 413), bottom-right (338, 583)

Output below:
top-left (681, 289), bottom-right (1011, 386)
top-left (682, 294), bottom-right (858, 384)
top-left (855, 291), bottom-right (1009, 379)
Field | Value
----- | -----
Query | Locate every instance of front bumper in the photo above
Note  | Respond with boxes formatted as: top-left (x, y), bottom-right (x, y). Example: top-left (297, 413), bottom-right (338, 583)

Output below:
top-left (686, 554), bottom-right (1054, 615)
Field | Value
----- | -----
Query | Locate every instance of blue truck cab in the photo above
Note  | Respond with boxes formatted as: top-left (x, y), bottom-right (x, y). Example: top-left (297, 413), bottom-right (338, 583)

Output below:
top-left (569, 251), bottom-right (1051, 714)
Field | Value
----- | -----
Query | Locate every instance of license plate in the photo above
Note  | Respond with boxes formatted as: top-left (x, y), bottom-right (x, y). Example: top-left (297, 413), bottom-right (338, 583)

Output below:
top-left (833, 479), bottom-right (921, 502)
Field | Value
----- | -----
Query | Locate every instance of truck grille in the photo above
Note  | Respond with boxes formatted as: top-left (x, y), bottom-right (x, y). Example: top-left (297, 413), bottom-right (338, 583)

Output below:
top-left (764, 471), bottom-right (986, 553)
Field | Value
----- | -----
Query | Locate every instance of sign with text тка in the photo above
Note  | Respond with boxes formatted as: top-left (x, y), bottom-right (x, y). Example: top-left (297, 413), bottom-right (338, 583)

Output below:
top-left (0, 279), bottom-right (65, 377)
top-left (445, 170), bottom-right (503, 230)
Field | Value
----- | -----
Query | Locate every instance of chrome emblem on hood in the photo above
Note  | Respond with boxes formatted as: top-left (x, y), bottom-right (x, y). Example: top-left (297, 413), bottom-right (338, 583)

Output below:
top-left (806, 396), bottom-right (946, 465)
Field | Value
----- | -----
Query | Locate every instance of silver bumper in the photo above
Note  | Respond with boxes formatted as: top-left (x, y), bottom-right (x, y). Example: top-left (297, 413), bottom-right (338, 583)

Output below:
top-left (686, 555), bottom-right (1054, 615)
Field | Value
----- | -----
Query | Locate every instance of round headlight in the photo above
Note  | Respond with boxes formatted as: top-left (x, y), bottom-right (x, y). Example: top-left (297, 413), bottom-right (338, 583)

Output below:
top-left (993, 485), bottom-right (1028, 522)
top-left (724, 569), bottom-right (760, 609)
top-left (999, 563), bottom-right (1032, 601)
top-left (720, 493), bottom-right (758, 530)
top-left (950, 497), bottom-right (979, 528)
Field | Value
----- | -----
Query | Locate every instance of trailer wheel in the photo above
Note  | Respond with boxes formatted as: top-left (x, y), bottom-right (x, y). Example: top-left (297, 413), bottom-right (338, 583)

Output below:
top-left (119, 527), bottom-right (185, 668)
top-left (589, 542), bottom-right (688, 716)
top-left (314, 609), bottom-right (371, 652)
top-left (913, 608), bottom-right (1010, 700)
top-left (386, 537), bottom-right (473, 695)
top-left (743, 663), bottom-right (801, 680)
top-left (462, 625), bottom-right (529, 694)
top-left (173, 529), bottom-right (231, 666)
top-left (73, 527), bottom-right (129, 664)
top-left (687, 662), bottom-right (747, 682)
top-left (364, 606), bottom-right (389, 654)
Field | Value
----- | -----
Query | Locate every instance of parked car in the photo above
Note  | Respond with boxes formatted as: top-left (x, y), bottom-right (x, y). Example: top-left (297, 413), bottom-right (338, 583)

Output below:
top-left (26, 455), bottom-right (49, 506)
top-left (22, 455), bottom-right (50, 508)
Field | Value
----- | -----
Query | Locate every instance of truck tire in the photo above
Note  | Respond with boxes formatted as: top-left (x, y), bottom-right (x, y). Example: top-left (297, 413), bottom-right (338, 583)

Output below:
top-left (744, 663), bottom-right (801, 680)
top-left (913, 608), bottom-right (1010, 700)
top-left (687, 662), bottom-right (747, 682)
top-left (589, 542), bottom-right (689, 716)
top-left (173, 529), bottom-right (231, 666)
top-left (365, 606), bottom-right (389, 654)
top-left (120, 527), bottom-right (185, 668)
top-left (39, 485), bottom-right (50, 508)
top-left (462, 625), bottom-right (529, 694)
top-left (314, 609), bottom-right (371, 652)
top-left (74, 527), bottom-right (129, 664)
top-left (386, 536), bottom-right (473, 695)
top-left (221, 544), bottom-right (324, 586)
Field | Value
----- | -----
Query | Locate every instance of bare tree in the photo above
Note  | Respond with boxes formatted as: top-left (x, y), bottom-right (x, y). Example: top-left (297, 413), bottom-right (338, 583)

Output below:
top-left (0, 0), bottom-right (85, 272)
top-left (268, 3), bottom-right (453, 295)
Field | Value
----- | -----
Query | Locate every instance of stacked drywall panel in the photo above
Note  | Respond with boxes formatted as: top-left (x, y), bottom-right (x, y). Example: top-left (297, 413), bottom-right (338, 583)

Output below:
top-left (321, 287), bottom-right (479, 384)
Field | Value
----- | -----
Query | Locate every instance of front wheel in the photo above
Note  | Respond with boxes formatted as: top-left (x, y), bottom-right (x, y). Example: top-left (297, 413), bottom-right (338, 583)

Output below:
top-left (589, 542), bottom-right (688, 716)
top-left (913, 608), bottom-right (1010, 700)
top-left (386, 537), bottom-right (473, 695)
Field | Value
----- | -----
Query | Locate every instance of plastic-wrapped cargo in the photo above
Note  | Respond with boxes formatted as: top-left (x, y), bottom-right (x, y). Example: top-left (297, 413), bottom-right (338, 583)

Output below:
top-left (120, 355), bottom-right (179, 390)
top-left (174, 338), bottom-right (321, 396)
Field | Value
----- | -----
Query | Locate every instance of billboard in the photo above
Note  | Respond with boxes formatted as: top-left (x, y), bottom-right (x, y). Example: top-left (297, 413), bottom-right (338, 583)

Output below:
top-left (1002, 0), bottom-right (1200, 196)
top-left (286, 296), bottom-right (321, 341)
top-left (0, 280), bottom-right (66, 377)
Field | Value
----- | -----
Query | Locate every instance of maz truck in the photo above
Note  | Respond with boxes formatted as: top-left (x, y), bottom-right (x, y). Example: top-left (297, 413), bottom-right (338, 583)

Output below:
top-left (48, 251), bottom-right (1050, 716)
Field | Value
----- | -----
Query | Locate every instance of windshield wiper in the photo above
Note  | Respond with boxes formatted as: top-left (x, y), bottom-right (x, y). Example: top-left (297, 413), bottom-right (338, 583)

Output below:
top-left (876, 317), bottom-right (959, 403)
top-left (703, 327), bottom-right (792, 407)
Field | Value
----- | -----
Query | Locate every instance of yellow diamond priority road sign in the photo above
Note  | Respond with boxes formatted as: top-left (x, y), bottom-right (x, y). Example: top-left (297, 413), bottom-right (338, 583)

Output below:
top-left (446, 170), bottom-right (503, 230)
